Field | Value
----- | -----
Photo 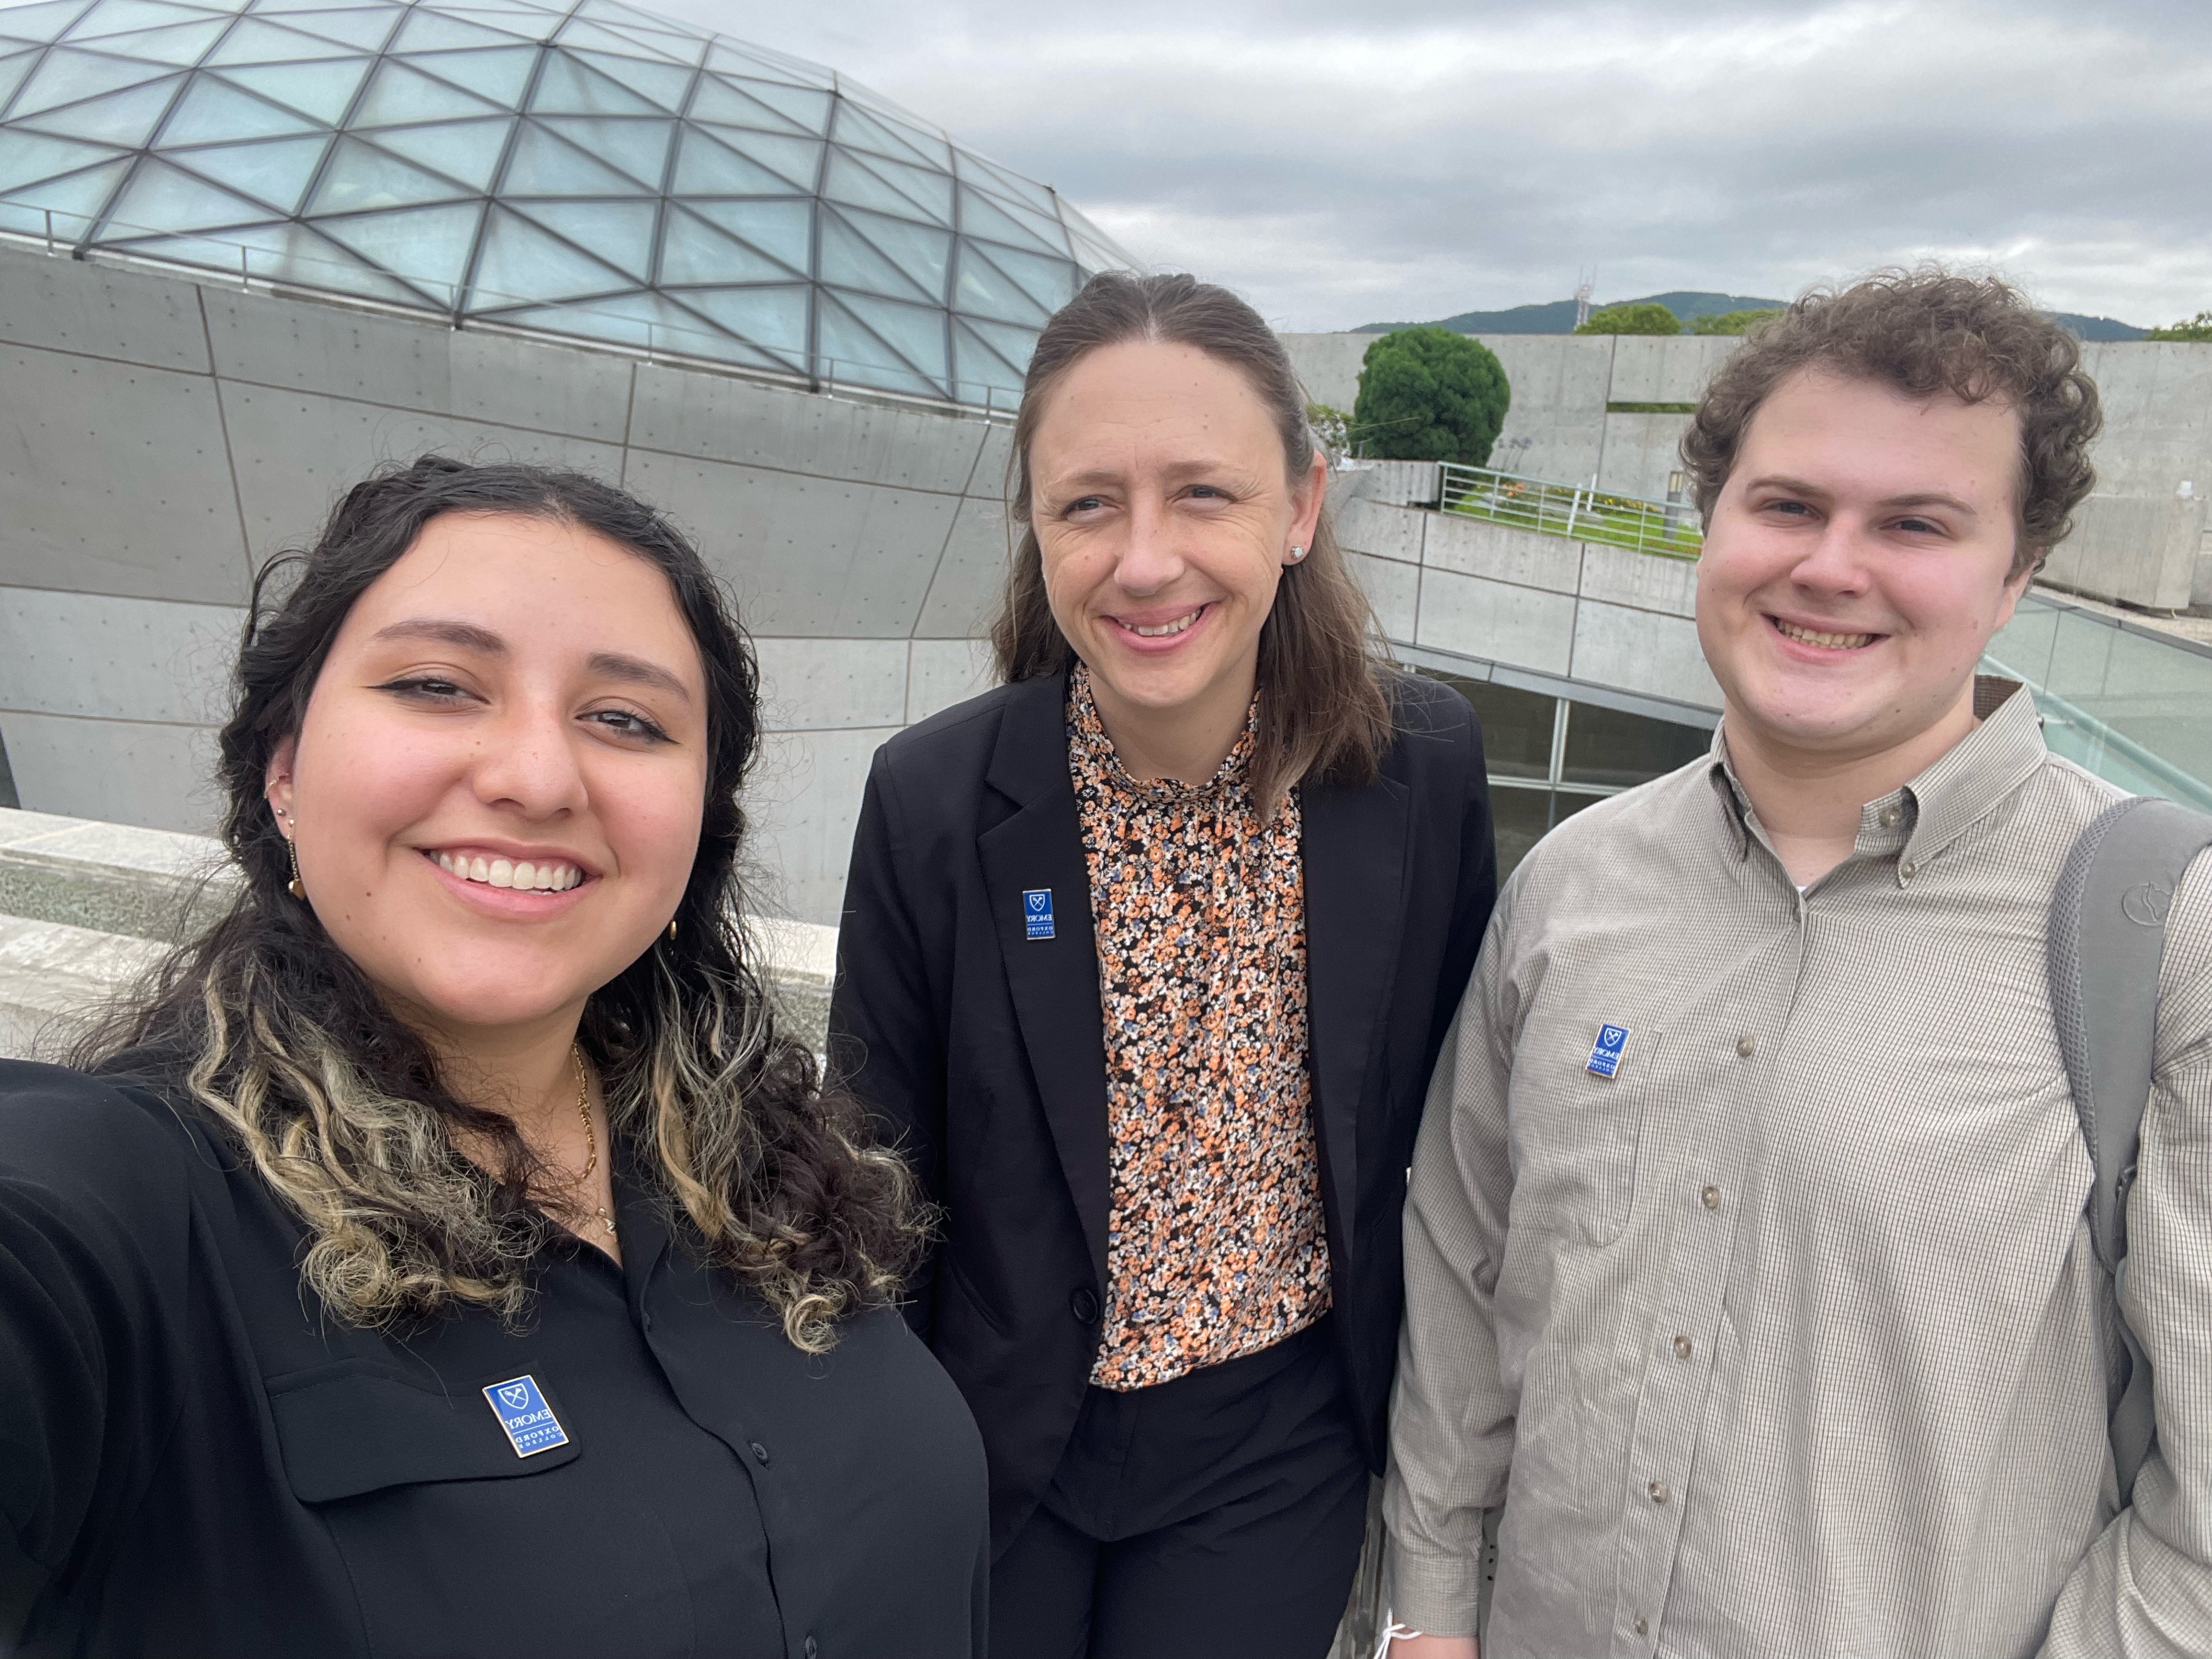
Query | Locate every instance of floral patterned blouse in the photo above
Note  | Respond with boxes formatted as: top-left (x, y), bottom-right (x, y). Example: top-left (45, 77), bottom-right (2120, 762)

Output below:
top-left (1068, 662), bottom-right (1331, 1391)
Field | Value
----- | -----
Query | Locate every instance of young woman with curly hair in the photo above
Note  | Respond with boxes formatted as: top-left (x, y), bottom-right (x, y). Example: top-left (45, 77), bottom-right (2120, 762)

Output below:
top-left (0, 458), bottom-right (985, 1658)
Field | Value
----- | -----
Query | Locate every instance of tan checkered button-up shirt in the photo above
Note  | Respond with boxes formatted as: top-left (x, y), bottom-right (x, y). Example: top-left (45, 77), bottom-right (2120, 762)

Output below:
top-left (1386, 682), bottom-right (2212, 1657)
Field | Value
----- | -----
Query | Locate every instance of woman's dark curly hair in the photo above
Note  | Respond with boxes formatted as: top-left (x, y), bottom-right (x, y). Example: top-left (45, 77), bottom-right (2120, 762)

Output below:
top-left (75, 456), bottom-right (921, 1350)
top-left (1681, 268), bottom-right (2103, 577)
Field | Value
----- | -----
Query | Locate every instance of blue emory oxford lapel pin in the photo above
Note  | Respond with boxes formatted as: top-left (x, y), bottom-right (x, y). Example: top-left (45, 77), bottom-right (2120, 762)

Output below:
top-left (483, 1375), bottom-right (569, 1458)
top-left (1587, 1024), bottom-right (1630, 1077)
top-left (1023, 888), bottom-right (1054, 940)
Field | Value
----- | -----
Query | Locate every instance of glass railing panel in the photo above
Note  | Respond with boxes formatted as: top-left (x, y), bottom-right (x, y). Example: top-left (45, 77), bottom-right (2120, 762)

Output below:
top-left (1984, 595), bottom-right (2212, 810)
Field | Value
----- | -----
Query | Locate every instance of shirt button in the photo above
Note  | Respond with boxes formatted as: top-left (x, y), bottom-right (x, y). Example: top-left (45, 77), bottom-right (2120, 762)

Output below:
top-left (1069, 1286), bottom-right (1101, 1324)
top-left (1900, 859), bottom-right (1918, 881)
top-left (1649, 1480), bottom-right (1669, 1504)
top-left (749, 1441), bottom-right (770, 1466)
top-left (1635, 1615), bottom-right (1650, 1637)
top-left (1673, 1334), bottom-right (1693, 1359)
top-left (1878, 806), bottom-right (1901, 829)
top-left (1736, 1034), bottom-right (1756, 1058)
top-left (1701, 1184), bottom-right (1722, 1210)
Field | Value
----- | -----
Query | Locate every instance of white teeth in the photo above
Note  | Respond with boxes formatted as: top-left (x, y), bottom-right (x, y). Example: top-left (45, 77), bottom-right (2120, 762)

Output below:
top-left (1776, 618), bottom-right (1875, 650)
top-left (432, 852), bottom-right (581, 892)
top-left (1130, 608), bottom-right (1202, 638)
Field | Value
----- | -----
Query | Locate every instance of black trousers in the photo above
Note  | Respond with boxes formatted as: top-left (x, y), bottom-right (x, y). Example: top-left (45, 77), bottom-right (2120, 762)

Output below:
top-left (990, 1317), bottom-right (1370, 1659)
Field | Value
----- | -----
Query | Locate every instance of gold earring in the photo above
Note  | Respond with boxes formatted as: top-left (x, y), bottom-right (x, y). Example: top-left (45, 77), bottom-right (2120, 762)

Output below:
top-left (666, 918), bottom-right (678, 942)
top-left (281, 811), bottom-right (305, 900)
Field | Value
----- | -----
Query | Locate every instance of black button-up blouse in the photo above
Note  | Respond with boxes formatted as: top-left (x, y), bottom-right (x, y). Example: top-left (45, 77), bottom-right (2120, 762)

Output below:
top-left (0, 1058), bottom-right (987, 1659)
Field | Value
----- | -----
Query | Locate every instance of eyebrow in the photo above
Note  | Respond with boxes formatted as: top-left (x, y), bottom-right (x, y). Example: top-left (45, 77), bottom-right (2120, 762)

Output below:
top-left (1744, 475), bottom-right (1980, 517)
top-left (369, 617), bottom-right (506, 652)
top-left (586, 651), bottom-right (691, 702)
top-left (367, 618), bottom-right (692, 702)
top-left (1043, 458), bottom-right (1256, 493)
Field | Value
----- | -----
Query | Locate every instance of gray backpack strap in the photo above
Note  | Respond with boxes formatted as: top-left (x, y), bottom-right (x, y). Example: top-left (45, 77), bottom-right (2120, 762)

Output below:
top-left (2048, 795), bottom-right (2212, 1505)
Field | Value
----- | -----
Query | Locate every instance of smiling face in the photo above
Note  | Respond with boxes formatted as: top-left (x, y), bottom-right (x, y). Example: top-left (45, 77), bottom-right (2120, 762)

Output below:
top-left (267, 511), bottom-right (708, 1049)
top-left (1028, 338), bottom-right (1323, 751)
top-left (1695, 366), bottom-right (2034, 770)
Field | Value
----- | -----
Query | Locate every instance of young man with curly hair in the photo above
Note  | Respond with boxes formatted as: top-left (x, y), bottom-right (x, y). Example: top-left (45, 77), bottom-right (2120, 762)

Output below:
top-left (1384, 271), bottom-right (2212, 1657)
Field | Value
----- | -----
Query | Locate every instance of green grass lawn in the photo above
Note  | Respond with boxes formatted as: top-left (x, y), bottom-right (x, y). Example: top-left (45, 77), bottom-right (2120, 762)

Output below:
top-left (1446, 484), bottom-right (1702, 560)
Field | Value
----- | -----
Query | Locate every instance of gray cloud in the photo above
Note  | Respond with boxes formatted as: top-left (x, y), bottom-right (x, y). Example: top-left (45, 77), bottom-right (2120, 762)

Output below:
top-left (652, 0), bottom-right (2212, 330)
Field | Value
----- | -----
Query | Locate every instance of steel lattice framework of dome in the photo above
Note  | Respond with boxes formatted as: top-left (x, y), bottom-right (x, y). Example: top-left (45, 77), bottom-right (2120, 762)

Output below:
top-left (0, 0), bottom-right (1136, 405)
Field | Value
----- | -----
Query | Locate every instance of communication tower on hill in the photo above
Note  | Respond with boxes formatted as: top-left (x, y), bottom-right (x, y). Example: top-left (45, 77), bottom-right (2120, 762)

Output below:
top-left (1573, 272), bottom-right (1595, 329)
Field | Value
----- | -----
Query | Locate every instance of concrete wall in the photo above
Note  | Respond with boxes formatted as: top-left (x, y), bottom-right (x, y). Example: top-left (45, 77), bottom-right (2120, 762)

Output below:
top-left (0, 241), bottom-right (1005, 923)
top-left (1286, 329), bottom-right (2212, 610)
top-left (1333, 483), bottom-right (1723, 718)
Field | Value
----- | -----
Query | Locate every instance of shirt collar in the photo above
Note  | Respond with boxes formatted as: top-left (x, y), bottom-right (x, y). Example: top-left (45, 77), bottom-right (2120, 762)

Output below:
top-left (1705, 676), bottom-right (2046, 884)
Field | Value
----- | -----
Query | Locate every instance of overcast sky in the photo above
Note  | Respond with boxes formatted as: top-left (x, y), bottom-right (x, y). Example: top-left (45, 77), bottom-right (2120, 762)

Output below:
top-left (649, 0), bottom-right (2210, 332)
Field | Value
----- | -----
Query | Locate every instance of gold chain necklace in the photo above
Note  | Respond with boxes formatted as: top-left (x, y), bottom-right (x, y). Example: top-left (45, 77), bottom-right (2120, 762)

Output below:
top-left (569, 1042), bottom-right (617, 1239)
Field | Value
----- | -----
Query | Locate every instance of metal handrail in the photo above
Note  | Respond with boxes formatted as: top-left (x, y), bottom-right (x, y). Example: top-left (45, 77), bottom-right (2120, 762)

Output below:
top-left (0, 204), bottom-right (1025, 416)
top-left (1437, 461), bottom-right (1702, 560)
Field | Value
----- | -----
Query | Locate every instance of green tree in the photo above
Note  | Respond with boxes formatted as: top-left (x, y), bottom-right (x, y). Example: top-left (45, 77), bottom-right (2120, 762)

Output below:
top-left (2146, 311), bottom-right (2212, 341)
top-left (1351, 328), bottom-right (1510, 465)
top-left (1575, 301), bottom-right (1680, 336)
top-left (1691, 307), bottom-right (1784, 336)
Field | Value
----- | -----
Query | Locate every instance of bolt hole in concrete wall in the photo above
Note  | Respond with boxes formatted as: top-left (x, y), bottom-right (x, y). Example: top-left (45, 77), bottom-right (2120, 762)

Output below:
top-left (1417, 669), bottom-right (1710, 876)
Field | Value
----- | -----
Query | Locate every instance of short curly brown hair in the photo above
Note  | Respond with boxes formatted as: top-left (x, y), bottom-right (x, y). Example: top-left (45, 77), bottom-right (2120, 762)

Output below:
top-left (1680, 269), bottom-right (2102, 578)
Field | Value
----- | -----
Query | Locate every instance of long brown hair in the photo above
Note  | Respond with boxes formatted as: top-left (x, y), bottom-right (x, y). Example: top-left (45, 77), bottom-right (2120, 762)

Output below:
top-left (990, 271), bottom-right (1393, 808)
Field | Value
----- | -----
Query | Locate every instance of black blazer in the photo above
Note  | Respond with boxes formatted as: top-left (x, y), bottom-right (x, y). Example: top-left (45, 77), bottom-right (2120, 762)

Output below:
top-left (829, 667), bottom-right (1496, 1552)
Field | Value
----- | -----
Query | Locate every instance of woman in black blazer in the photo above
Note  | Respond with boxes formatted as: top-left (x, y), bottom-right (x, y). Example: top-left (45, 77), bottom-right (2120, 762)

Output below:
top-left (830, 274), bottom-right (1497, 1658)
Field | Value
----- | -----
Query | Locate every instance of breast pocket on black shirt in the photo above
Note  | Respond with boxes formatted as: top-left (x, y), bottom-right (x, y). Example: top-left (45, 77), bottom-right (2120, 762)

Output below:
top-left (268, 1363), bottom-right (697, 1659)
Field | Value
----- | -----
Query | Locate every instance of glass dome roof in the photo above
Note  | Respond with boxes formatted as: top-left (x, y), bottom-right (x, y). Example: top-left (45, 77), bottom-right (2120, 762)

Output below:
top-left (0, 0), bottom-right (1135, 405)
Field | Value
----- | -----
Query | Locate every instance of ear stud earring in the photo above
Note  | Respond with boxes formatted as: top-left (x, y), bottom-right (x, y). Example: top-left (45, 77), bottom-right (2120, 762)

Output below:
top-left (1287, 544), bottom-right (1307, 563)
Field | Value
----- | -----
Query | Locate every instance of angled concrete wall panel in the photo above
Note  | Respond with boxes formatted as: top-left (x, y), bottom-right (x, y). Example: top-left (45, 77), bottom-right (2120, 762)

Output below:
top-left (1578, 542), bottom-right (1699, 619)
top-left (0, 346), bottom-right (249, 603)
top-left (0, 588), bottom-right (241, 725)
top-left (0, 711), bottom-right (219, 834)
top-left (629, 364), bottom-right (989, 493)
top-left (1349, 552), bottom-right (1418, 641)
top-left (749, 725), bottom-right (897, 923)
top-left (221, 383), bottom-right (628, 551)
top-left (1596, 412), bottom-right (1693, 500)
top-left (915, 493), bottom-right (1015, 639)
top-left (1569, 600), bottom-right (1722, 708)
top-left (907, 639), bottom-right (997, 725)
top-left (0, 250), bottom-right (211, 373)
top-left (1423, 510), bottom-right (1582, 594)
top-left (1605, 336), bottom-right (1736, 404)
top-left (752, 637), bottom-right (911, 732)
top-left (1331, 495), bottom-right (1424, 565)
top-left (1414, 567), bottom-right (1577, 675)
top-left (624, 450), bottom-right (955, 638)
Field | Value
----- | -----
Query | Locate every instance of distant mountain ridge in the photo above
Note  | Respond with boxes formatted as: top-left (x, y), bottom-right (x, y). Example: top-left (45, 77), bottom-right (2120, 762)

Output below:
top-left (1356, 291), bottom-right (2148, 342)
